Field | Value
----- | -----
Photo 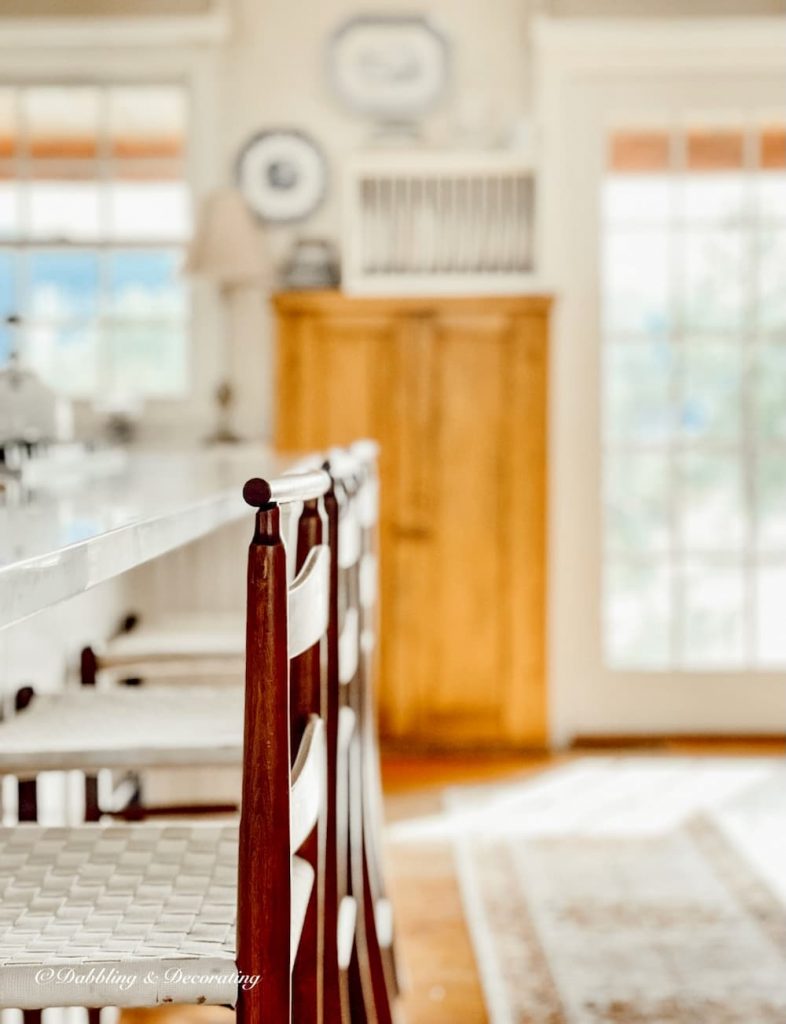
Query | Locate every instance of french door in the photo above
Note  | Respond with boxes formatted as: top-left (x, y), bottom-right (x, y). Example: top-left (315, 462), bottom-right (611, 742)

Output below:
top-left (538, 20), bottom-right (786, 743)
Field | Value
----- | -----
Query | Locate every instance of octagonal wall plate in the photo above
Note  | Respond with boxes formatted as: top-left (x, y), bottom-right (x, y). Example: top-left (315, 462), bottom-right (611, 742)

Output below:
top-left (328, 14), bottom-right (449, 121)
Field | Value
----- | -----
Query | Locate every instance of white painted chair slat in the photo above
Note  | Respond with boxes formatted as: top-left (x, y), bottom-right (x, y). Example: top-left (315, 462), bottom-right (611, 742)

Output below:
top-left (336, 896), bottom-right (357, 970)
top-left (338, 607), bottom-right (359, 685)
top-left (356, 477), bottom-right (379, 530)
top-left (290, 855), bottom-right (315, 963)
top-left (280, 501), bottom-right (304, 586)
top-left (290, 716), bottom-right (325, 853)
top-left (287, 545), bottom-right (330, 659)
top-left (337, 706), bottom-right (356, 755)
top-left (338, 507), bottom-right (362, 569)
top-left (375, 897), bottom-right (394, 949)
top-left (359, 553), bottom-right (377, 611)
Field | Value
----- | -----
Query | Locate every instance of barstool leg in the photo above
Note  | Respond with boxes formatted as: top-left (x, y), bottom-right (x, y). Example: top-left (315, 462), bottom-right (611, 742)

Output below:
top-left (323, 485), bottom-right (350, 1024)
top-left (236, 504), bottom-right (292, 1024)
top-left (292, 499), bottom-right (325, 1024)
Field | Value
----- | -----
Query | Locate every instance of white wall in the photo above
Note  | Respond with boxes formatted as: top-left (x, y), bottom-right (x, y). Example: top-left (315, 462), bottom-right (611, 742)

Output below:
top-left (550, 0), bottom-right (784, 14)
top-left (0, 579), bottom-right (130, 703)
top-left (212, 0), bottom-right (781, 438)
top-left (215, 0), bottom-right (533, 438)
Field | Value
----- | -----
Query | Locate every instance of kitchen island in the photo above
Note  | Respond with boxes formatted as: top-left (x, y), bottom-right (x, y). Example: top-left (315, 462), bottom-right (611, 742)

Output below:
top-left (0, 446), bottom-right (300, 632)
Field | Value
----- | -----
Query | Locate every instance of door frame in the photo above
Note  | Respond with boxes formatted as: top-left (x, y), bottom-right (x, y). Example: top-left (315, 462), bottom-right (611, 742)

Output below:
top-left (535, 16), bottom-right (786, 745)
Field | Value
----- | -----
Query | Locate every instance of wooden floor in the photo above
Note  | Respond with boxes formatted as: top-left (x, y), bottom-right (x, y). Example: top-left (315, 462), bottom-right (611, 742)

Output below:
top-left (123, 742), bottom-right (784, 1024)
top-left (382, 741), bottom-right (785, 1023)
top-left (121, 754), bottom-right (546, 1024)
top-left (383, 754), bottom-right (554, 1024)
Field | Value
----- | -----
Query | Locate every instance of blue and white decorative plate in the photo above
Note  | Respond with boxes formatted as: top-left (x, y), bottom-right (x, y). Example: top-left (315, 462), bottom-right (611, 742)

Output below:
top-left (328, 15), bottom-right (449, 121)
top-left (235, 129), bottom-right (327, 223)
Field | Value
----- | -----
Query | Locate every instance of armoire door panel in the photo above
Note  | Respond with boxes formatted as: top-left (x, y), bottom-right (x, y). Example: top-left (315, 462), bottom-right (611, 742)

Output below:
top-left (429, 318), bottom-right (507, 728)
top-left (503, 314), bottom-right (549, 744)
top-left (385, 315), bottom-right (438, 532)
top-left (275, 314), bottom-right (395, 449)
top-left (273, 292), bottom-right (550, 749)
top-left (381, 533), bottom-right (437, 739)
top-left (378, 315), bottom-right (439, 739)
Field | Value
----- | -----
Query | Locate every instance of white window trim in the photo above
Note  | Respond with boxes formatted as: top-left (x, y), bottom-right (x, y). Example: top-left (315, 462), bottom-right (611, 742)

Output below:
top-left (535, 16), bottom-right (786, 745)
top-left (0, 42), bottom-right (223, 442)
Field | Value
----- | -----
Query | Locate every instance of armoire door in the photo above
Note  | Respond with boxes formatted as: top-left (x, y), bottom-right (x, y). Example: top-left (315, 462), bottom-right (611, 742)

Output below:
top-left (274, 292), bottom-right (549, 749)
top-left (381, 308), bottom-right (547, 746)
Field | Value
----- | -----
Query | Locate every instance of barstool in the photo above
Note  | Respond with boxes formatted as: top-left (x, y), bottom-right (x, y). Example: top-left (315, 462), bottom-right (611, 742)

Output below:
top-left (0, 468), bottom-right (331, 1024)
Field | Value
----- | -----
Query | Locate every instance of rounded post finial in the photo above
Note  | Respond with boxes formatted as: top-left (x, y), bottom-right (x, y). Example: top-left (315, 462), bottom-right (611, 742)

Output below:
top-left (243, 478), bottom-right (273, 507)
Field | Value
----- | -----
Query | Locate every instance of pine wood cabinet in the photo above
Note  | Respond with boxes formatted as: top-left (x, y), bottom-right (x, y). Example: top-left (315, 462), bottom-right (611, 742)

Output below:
top-left (274, 291), bottom-right (550, 749)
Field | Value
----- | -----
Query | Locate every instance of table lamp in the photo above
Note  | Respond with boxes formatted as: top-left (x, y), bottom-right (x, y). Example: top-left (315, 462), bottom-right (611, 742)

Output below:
top-left (185, 187), bottom-right (268, 443)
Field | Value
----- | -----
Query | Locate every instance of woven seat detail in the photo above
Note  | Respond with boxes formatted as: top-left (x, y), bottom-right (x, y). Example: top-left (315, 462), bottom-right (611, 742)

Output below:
top-left (0, 687), bottom-right (243, 774)
top-left (0, 825), bottom-right (312, 1009)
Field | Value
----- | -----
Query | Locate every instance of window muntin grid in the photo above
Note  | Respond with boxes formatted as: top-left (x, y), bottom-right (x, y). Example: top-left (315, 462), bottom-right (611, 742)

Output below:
top-left (602, 120), bottom-right (786, 669)
top-left (0, 83), bottom-right (190, 399)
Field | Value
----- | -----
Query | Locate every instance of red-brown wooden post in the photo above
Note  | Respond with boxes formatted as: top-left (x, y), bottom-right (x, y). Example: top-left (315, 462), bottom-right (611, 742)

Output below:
top-left (322, 482), bottom-right (346, 1024)
top-left (237, 502), bottom-right (292, 1024)
top-left (79, 647), bottom-right (103, 821)
top-left (14, 687), bottom-right (37, 824)
top-left (341, 469), bottom-right (395, 1024)
top-left (357, 458), bottom-right (401, 1004)
top-left (292, 497), bottom-right (325, 1024)
top-left (290, 498), bottom-right (324, 746)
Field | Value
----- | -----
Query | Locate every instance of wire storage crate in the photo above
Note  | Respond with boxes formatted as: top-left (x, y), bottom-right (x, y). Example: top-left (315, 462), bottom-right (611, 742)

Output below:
top-left (341, 150), bottom-right (539, 295)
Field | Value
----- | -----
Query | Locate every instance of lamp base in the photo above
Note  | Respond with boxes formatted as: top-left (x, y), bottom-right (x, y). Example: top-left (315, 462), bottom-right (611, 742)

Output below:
top-left (205, 426), bottom-right (242, 445)
top-left (204, 379), bottom-right (241, 446)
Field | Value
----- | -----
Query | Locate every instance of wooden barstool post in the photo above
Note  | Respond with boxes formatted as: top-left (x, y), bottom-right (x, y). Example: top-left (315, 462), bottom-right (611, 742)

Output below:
top-left (292, 496), bottom-right (326, 1024)
top-left (345, 520), bottom-right (393, 1024)
top-left (291, 498), bottom-right (324, 747)
top-left (355, 451), bottom-right (401, 1002)
top-left (334, 448), bottom-right (397, 1024)
top-left (79, 647), bottom-right (104, 822)
top-left (14, 687), bottom-right (37, 824)
top-left (237, 498), bottom-right (292, 1024)
top-left (322, 479), bottom-right (352, 1024)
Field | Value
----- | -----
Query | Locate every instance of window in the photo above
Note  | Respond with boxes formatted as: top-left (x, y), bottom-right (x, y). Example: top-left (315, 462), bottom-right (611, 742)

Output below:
top-left (0, 83), bottom-right (190, 399)
top-left (602, 118), bottom-right (786, 669)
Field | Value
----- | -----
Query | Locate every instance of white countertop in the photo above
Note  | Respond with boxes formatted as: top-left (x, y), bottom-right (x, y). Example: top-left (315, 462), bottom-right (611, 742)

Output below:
top-left (0, 446), bottom-right (297, 632)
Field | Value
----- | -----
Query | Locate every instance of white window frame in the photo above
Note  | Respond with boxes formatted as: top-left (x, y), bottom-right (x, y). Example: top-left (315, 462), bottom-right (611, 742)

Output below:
top-left (0, 37), bottom-right (223, 442)
top-left (535, 16), bottom-right (786, 745)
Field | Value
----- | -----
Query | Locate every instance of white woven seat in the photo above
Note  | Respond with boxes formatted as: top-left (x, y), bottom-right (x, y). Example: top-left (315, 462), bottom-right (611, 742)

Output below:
top-left (0, 686), bottom-right (244, 774)
top-left (97, 614), bottom-right (244, 675)
top-left (0, 824), bottom-right (313, 1009)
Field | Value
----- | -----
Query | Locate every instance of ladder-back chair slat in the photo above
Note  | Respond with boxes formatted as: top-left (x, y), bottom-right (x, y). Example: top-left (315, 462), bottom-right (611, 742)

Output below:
top-left (288, 545), bottom-right (330, 660)
top-left (338, 607), bottom-right (360, 686)
top-left (290, 715), bottom-right (325, 855)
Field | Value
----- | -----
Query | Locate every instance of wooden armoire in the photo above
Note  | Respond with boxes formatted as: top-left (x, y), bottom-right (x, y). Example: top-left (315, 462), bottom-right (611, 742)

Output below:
top-left (274, 291), bottom-right (550, 749)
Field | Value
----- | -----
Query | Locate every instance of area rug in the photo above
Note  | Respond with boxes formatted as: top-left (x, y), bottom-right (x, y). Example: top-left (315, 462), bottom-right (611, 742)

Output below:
top-left (444, 758), bottom-right (786, 1024)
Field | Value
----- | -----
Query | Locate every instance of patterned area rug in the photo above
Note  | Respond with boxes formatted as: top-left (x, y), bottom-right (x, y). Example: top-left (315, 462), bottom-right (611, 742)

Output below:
top-left (444, 758), bottom-right (786, 1024)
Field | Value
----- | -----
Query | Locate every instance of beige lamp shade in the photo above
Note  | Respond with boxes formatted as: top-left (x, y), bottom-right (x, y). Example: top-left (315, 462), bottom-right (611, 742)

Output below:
top-left (185, 188), bottom-right (268, 287)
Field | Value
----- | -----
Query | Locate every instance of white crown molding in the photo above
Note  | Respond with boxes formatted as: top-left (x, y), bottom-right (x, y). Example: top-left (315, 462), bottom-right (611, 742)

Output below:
top-left (533, 15), bottom-right (786, 72)
top-left (0, 3), bottom-right (231, 48)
